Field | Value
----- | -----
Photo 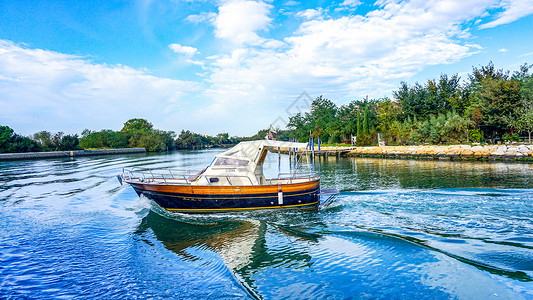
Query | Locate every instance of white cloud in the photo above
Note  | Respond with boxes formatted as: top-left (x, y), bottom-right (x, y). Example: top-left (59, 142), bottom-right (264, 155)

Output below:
top-left (185, 12), bottom-right (217, 24)
top-left (0, 40), bottom-right (199, 135)
top-left (340, 0), bottom-right (362, 8)
top-left (296, 8), bottom-right (324, 20)
top-left (192, 0), bottom-right (498, 134)
top-left (169, 43), bottom-right (199, 57)
top-left (498, 48), bottom-right (508, 53)
top-left (480, 0), bottom-right (533, 29)
top-left (6, 0), bottom-right (531, 137)
top-left (213, 0), bottom-right (272, 44)
top-left (185, 58), bottom-right (205, 67)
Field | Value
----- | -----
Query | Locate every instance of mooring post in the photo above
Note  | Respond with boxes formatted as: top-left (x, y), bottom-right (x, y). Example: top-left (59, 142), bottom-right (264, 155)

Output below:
top-left (278, 146), bottom-right (281, 175)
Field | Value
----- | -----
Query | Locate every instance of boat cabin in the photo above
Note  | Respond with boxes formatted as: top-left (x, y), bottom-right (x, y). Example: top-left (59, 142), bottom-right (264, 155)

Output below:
top-left (191, 140), bottom-right (308, 186)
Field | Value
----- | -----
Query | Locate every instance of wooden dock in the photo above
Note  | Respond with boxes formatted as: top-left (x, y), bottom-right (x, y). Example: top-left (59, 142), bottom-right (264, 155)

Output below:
top-left (276, 146), bottom-right (356, 156)
top-left (0, 148), bottom-right (147, 161)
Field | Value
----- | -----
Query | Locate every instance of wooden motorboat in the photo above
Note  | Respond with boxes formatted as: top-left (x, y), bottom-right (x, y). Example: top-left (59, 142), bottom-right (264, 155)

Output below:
top-left (118, 140), bottom-right (338, 213)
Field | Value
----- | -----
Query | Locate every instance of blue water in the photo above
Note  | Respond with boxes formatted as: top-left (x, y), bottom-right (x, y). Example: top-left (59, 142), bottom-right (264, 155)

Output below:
top-left (1, 150), bottom-right (532, 299)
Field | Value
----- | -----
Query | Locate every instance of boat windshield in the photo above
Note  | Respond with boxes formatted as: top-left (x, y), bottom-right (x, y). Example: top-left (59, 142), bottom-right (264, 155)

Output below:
top-left (214, 157), bottom-right (249, 166)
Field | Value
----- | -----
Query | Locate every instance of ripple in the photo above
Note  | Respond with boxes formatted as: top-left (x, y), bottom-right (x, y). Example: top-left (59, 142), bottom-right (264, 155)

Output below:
top-left (1, 152), bottom-right (533, 299)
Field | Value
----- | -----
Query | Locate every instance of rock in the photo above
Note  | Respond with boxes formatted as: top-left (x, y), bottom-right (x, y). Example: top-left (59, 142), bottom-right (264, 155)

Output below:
top-left (491, 146), bottom-right (507, 156)
top-left (506, 148), bottom-right (518, 156)
top-left (461, 150), bottom-right (474, 157)
top-left (516, 145), bottom-right (531, 155)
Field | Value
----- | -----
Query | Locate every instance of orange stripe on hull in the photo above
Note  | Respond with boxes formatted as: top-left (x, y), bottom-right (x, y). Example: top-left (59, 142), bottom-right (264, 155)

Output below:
top-left (129, 178), bottom-right (320, 195)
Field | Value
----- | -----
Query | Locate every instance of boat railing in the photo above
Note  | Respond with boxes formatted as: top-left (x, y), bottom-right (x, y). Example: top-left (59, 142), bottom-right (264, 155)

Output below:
top-left (121, 167), bottom-right (204, 184)
top-left (268, 171), bottom-right (317, 184)
top-left (122, 168), bottom-right (317, 186)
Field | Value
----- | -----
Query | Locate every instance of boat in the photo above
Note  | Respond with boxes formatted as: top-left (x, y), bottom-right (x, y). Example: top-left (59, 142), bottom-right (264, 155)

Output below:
top-left (118, 140), bottom-right (338, 213)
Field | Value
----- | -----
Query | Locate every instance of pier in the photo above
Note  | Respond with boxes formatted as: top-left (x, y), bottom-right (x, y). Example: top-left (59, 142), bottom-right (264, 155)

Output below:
top-left (0, 148), bottom-right (147, 161)
top-left (277, 146), bottom-right (355, 156)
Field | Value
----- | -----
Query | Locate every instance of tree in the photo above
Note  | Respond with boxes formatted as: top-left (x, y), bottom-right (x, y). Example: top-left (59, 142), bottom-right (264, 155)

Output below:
top-left (81, 129), bottom-right (92, 138)
top-left (121, 118), bottom-right (153, 132)
top-left (287, 112), bottom-right (310, 140)
top-left (337, 103), bottom-right (359, 140)
top-left (59, 134), bottom-right (81, 150)
top-left (309, 96), bottom-right (337, 141)
top-left (478, 76), bottom-right (521, 130)
top-left (393, 74), bottom-right (463, 121)
top-left (33, 131), bottom-right (53, 150)
top-left (515, 76), bottom-right (533, 142)
top-left (356, 110), bottom-right (361, 137)
top-left (0, 126), bottom-right (15, 152)
top-left (52, 132), bottom-right (64, 150)
top-left (286, 96), bottom-right (338, 141)
top-left (362, 106), bottom-right (369, 135)
top-left (175, 130), bottom-right (208, 149)
top-left (216, 133), bottom-right (230, 145)
top-left (1, 125), bottom-right (42, 153)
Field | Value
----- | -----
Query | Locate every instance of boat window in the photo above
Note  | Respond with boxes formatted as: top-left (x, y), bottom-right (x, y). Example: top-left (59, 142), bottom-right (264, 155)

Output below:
top-left (214, 157), bottom-right (249, 166)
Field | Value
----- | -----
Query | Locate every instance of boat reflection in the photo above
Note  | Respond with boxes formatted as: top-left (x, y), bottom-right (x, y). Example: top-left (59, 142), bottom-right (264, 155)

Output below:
top-left (135, 210), bottom-right (322, 296)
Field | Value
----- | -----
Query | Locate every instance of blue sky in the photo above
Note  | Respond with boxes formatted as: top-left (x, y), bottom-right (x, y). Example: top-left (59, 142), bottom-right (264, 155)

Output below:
top-left (1, 0), bottom-right (533, 137)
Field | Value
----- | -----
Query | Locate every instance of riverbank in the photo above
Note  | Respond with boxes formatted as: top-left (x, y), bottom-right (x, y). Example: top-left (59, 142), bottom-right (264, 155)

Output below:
top-left (349, 145), bottom-right (533, 161)
top-left (0, 148), bottom-right (146, 161)
top-left (281, 144), bottom-right (533, 161)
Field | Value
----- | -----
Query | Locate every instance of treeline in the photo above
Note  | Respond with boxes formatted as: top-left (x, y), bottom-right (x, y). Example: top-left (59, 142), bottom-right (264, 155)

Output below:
top-left (287, 62), bottom-right (533, 145)
top-left (3, 62), bottom-right (532, 154)
top-left (0, 126), bottom-right (81, 153)
top-left (79, 119), bottom-right (239, 151)
top-left (0, 118), bottom-right (239, 154)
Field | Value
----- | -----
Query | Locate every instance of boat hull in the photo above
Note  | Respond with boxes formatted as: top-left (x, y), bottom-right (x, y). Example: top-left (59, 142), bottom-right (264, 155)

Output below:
top-left (127, 179), bottom-right (320, 213)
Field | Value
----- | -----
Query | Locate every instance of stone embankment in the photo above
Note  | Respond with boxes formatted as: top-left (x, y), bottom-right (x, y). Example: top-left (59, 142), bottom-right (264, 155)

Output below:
top-left (348, 145), bottom-right (533, 161)
top-left (0, 148), bottom-right (147, 161)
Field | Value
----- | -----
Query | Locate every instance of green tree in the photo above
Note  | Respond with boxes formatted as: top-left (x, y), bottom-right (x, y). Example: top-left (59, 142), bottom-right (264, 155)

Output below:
top-left (515, 75), bottom-right (533, 141)
top-left (33, 131), bottom-right (53, 150)
top-left (478, 76), bottom-right (521, 130)
top-left (121, 118), bottom-right (153, 132)
top-left (309, 96), bottom-right (337, 141)
top-left (0, 126), bottom-right (14, 151)
top-left (393, 74), bottom-right (463, 121)
top-left (356, 110), bottom-right (362, 137)
top-left (0, 126), bottom-right (42, 153)
top-left (362, 106), bottom-right (369, 135)
top-left (59, 134), bottom-right (81, 150)
top-left (468, 129), bottom-right (484, 143)
top-left (287, 96), bottom-right (337, 141)
top-left (176, 130), bottom-right (209, 149)
top-left (216, 133), bottom-right (230, 144)
top-left (287, 112), bottom-right (310, 140)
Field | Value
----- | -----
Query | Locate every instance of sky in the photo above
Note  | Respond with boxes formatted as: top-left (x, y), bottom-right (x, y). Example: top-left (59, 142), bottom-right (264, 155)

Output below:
top-left (1, 0), bottom-right (533, 137)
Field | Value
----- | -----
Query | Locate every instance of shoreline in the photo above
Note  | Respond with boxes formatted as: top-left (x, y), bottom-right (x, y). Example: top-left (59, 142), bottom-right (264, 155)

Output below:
top-left (281, 144), bottom-right (533, 162)
top-left (5, 144), bottom-right (533, 162)
top-left (0, 148), bottom-right (147, 161)
top-left (347, 145), bottom-right (533, 161)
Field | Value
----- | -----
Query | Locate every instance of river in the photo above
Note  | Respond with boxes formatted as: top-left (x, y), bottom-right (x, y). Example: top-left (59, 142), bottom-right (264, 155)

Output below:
top-left (0, 149), bottom-right (532, 299)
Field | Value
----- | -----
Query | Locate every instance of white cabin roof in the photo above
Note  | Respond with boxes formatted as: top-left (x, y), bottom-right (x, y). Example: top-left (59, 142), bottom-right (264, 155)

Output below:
top-left (194, 140), bottom-right (308, 185)
top-left (215, 140), bottom-right (307, 166)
